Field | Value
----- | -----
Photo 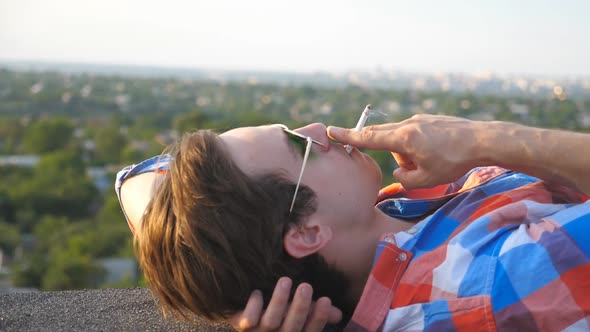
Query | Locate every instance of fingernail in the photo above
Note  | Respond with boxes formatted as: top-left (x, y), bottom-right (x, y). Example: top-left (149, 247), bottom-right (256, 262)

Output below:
top-left (281, 278), bottom-right (292, 289)
top-left (299, 283), bottom-right (311, 297)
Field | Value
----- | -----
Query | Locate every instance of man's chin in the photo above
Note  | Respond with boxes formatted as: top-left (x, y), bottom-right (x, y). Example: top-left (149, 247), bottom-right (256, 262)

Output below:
top-left (364, 154), bottom-right (383, 185)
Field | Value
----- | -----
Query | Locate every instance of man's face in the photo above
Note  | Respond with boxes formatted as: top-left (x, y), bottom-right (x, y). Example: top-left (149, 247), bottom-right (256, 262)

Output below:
top-left (219, 123), bottom-right (383, 236)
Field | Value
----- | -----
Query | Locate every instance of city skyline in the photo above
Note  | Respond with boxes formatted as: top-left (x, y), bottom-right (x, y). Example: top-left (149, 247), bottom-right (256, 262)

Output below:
top-left (1, 0), bottom-right (589, 77)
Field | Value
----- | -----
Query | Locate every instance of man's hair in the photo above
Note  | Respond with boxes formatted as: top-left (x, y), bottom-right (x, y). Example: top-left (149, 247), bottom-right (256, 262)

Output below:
top-left (135, 130), bottom-right (351, 321)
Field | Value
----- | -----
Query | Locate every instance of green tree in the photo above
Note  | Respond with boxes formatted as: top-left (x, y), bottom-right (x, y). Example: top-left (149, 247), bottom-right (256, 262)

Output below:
top-left (0, 117), bottom-right (26, 153)
top-left (12, 216), bottom-right (70, 288)
top-left (93, 125), bottom-right (128, 164)
top-left (0, 191), bottom-right (15, 224)
top-left (22, 117), bottom-right (74, 154)
top-left (10, 150), bottom-right (98, 229)
top-left (120, 145), bottom-right (148, 165)
top-left (235, 111), bottom-right (278, 127)
top-left (85, 194), bottom-right (134, 258)
top-left (173, 109), bottom-right (208, 133)
top-left (12, 254), bottom-right (47, 288)
top-left (0, 222), bottom-right (20, 255)
top-left (13, 216), bottom-right (107, 290)
top-left (41, 248), bottom-right (106, 290)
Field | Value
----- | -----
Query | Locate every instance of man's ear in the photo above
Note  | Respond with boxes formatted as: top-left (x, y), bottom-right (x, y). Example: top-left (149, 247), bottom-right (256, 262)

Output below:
top-left (283, 222), bottom-right (332, 259)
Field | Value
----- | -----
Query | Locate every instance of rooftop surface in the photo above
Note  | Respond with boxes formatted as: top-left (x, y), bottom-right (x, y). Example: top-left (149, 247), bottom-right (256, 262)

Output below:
top-left (0, 288), bottom-right (234, 331)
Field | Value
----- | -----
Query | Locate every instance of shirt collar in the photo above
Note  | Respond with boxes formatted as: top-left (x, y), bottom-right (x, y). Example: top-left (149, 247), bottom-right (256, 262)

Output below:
top-left (345, 233), bottom-right (412, 332)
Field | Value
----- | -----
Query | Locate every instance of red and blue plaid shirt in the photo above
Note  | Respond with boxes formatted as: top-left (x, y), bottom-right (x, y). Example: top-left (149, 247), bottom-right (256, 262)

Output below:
top-left (345, 167), bottom-right (590, 332)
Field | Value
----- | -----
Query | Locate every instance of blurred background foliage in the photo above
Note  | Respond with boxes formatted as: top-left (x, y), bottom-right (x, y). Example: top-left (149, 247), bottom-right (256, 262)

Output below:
top-left (0, 68), bottom-right (588, 291)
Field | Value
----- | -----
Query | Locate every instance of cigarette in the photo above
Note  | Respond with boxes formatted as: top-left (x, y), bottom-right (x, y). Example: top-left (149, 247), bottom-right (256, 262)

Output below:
top-left (345, 104), bottom-right (372, 154)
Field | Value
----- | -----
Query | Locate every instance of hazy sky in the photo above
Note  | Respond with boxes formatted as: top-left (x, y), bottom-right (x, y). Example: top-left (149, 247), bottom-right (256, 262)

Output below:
top-left (1, 0), bottom-right (588, 76)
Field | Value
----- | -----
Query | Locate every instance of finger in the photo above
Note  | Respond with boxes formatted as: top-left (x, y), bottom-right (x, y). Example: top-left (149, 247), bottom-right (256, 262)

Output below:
top-left (259, 277), bottom-right (292, 330)
top-left (327, 123), bottom-right (401, 139)
top-left (227, 311), bottom-right (245, 331)
top-left (391, 152), bottom-right (416, 170)
top-left (327, 303), bottom-right (343, 325)
top-left (229, 290), bottom-right (264, 331)
top-left (327, 125), bottom-right (402, 151)
top-left (302, 297), bottom-right (335, 332)
top-left (281, 283), bottom-right (313, 332)
top-left (393, 168), bottom-right (426, 190)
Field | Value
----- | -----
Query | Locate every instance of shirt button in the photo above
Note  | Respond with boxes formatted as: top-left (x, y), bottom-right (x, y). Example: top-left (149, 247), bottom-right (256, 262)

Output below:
top-left (398, 253), bottom-right (408, 261)
top-left (407, 228), bottom-right (417, 235)
top-left (384, 237), bottom-right (395, 244)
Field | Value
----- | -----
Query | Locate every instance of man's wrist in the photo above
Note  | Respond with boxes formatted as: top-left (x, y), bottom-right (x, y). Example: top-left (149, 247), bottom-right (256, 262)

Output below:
top-left (473, 120), bottom-right (515, 168)
top-left (479, 120), bottom-right (542, 171)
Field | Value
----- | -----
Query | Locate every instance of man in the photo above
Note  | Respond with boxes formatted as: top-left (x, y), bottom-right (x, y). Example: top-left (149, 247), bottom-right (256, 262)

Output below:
top-left (117, 115), bottom-right (590, 331)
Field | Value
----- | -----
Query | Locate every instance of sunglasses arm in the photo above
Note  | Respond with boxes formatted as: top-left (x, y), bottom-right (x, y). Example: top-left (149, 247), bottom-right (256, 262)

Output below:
top-left (289, 136), bottom-right (313, 212)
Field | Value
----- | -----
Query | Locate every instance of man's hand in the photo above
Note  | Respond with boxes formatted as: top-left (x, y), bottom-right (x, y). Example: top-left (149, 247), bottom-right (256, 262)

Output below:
top-left (328, 114), bottom-right (487, 190)
top-left (228, 277), bottom-right (343, 332)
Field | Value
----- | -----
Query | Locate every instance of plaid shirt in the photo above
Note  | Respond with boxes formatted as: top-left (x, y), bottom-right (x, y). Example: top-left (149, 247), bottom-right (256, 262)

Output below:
top-left (345, 167), bottom-right (590, 332)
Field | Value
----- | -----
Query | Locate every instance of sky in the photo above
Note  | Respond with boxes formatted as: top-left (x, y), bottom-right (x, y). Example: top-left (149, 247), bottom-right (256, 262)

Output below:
top-left (1, 0), bottom-right (589, 77)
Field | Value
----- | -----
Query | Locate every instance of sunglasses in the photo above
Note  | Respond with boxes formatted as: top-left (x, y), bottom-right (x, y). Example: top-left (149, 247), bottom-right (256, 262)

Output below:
top-left (277, 125), bottom-right (326, 212)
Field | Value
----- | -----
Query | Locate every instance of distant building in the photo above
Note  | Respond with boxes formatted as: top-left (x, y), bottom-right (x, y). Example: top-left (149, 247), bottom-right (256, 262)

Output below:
top-left (468, 112), bottom-right (495, 121)
top-left (87, 167), bottom-right (111, 192)
top-left (509, 103), bottom-right (530, 120)
top-left (154, 130), bottom-right (177, 146)
top-left (95, 258), bottom-right (138, 284)
top-left (129, 140), bottom-right (151, 153)
top-left (578, 113), bottom-right (590, 128)
top-left (0, 155), bottom-right (39, 167)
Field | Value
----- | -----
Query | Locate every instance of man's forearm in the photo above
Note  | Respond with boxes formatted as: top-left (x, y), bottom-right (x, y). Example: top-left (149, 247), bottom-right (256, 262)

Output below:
top-left (479, 121), bottom-right (590, 196)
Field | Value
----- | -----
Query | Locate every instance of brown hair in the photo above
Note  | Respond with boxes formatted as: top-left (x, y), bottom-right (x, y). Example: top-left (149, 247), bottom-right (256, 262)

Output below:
top-left (135, 130), bottom-right (351, 321)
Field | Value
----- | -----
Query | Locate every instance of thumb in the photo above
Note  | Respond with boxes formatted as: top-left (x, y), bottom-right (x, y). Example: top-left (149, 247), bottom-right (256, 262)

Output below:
top-left (393, 167), bottom-right (426, 190)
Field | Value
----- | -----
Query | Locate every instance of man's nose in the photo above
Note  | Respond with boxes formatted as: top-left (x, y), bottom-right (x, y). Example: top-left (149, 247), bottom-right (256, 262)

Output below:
top-left (295, 123), bottom-right (330, 151)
